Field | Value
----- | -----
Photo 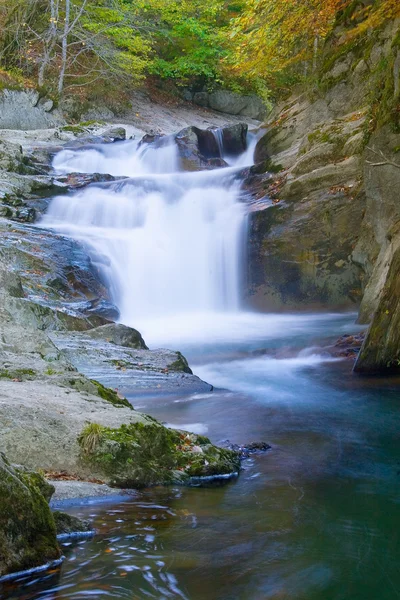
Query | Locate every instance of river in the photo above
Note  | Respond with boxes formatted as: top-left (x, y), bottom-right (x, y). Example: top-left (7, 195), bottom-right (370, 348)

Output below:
top-left (3, 129), bottom-right (400, 600)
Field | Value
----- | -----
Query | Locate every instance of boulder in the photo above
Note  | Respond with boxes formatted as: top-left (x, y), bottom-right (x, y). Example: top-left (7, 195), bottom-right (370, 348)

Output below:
top-left (101, 127), bottom-right (126, 141)
top-left (174, 126), bottom-right (221, 170)
top-left (208, 90), bottom-right (265, 119)
top-left (0, 90), bottom-right (63, 130)
top-left (221, 123), bottom-right (248, 155)
top-left (78, 422), bottom-right (240, 488)
top-left (209, 90), bottom-right (247, 115)
top-left (53, 511), bottom-right (91, 536)
top-left (192, 92), bottom-right (209, 107)
top-left (85, 323), bottom-right (148, 349)
top-left (0, 453), bottom-right (60, 578)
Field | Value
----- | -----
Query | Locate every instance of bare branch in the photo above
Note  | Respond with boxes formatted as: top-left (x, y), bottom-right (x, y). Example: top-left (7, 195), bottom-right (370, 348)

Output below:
top-left (366, 147), bottom-right (400, 170)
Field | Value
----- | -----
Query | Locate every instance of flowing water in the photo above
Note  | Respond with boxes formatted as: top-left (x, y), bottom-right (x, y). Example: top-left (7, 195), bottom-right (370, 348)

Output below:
top-left (3, 130), bottom-right (400, 600)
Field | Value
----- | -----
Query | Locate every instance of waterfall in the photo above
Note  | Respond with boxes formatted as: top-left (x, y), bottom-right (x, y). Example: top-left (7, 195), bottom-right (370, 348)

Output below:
top-left (41, 137), bottom-right (249, 332)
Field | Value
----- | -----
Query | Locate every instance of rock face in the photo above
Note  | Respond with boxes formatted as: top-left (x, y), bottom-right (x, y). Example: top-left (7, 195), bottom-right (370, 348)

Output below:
top-left (0, 454), bottom-right (60, 578)
top-left (246, 101), bottom-right (366, 310)
top-left (246, 18), bottom-right (400, 313)
top-left (354, 242), bottom-right (400, 374)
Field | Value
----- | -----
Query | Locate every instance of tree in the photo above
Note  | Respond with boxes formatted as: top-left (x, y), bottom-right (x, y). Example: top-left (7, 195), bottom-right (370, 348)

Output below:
top-left (0, 0), bottom-right (151, 94)
top-left (227, 0), bottom-right (349, 92)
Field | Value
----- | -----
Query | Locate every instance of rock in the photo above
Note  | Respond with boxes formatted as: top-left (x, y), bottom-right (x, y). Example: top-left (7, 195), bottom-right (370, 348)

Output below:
top-left (101, 127), bottom-right (126, 141)
top-left (354, 243), bottom-right (400, 374)
top-left (0, 90), bottom-right (63, 130)
top-left (77, 422), bottom-right (240, 488)
top-left (238, 95), bottom-right (267, 120)
top-left (221, 440), bottom-right (271, 459)
top-left (328, 333), bottom-right (365, 359)
top-left (174, 126), bottom-right (219, 171)
top-left (85, 323), bottom-right (148, 350)
top-left (0, 453), bottom-right (60, 578)
top-left (193, 92), bottom-right (209, 107)
top-left (209, 90), bottom-right (247, 115)
top-left (138, 132), bottom-right (166, 147)
top-left (221, 123), bottom-right (248, 155)
top-left (208, 90), bottom-right (265, 119)
top-left (37, 98), bottom-right (54, 113)
top-left (53, 511), bottom-right (91, 536)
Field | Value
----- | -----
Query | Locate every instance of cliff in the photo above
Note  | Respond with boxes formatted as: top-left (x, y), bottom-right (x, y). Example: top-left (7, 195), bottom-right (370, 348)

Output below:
top-left (247, 12), bottom-right (400, 374)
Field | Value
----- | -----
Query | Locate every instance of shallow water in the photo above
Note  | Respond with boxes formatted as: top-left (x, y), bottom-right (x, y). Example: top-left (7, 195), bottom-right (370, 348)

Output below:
top-left (3, 313), bottom-right (400, 600)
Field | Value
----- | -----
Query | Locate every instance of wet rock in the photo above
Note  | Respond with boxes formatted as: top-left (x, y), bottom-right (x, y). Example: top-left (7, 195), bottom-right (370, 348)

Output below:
top-left (58, 172), bottom-right (118, 189)
top-left (174, 124), bottom-right (243, 170)
top-left (220, 440), bottom-right (271, 459)
top-left (220, 123), bottom-right (248, 155)
top-left (138, 132), bottom-right (166, 147)
top-left (354, 243), bottom-right (400, 375)
top-left (53, 511), bottom-right (91, 536)
top-left (0, 453), bottom-right (60, 578)
top-left (174, 126), bottom-right (212, 171)
top-left (101, 127), bottom-right (126, 141)
top-left (330, 333), bottom-right (365, 359)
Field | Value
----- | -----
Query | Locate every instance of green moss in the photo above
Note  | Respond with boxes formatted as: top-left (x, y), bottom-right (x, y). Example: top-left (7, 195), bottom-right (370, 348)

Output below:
top-left (78, 422), bottom-right (240, 488)
top-left (167, 351), bottom-right (193, 374)
top-left (0, 454), bottom-right (60, 577)
top-left (53, 511), bottom-right (90, 536)
top-left (0, 368), bottom-right (36, 380)
top-left (90, 379), bottom-right (133, 410)
top-left (61, 125), bottom-right (86, 134)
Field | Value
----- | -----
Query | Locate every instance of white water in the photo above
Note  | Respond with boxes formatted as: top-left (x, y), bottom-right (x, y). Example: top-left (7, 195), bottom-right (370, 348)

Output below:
top-left (42, 135), bottom-right (250, 327)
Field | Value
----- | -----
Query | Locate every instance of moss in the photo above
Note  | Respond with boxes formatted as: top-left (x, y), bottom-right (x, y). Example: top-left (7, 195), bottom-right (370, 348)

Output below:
top-left (0, 454), bottom-right (60, 577)
top-left (90, 379), bottom-right (133, 410)
top-left (79, 120), bottom-right (105, 127)
top-left (61, 125), bottom-right (86, 134)
top-left (78, 422), bottom-right (240, 488)
top-left (0, 368), bottom-right (36, 380)
top-left (167, 351), bottom-right (193, 374)
top-left (53, 511), bottom-right (90, 536)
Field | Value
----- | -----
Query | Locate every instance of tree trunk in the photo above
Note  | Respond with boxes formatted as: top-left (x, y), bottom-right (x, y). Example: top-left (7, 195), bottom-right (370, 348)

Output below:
top-left (58, 0), bottom-right (70, 94)
top-left (312, 36), bottom-right (319, 73)
top-left (394, 49), bottom-right (400, 99)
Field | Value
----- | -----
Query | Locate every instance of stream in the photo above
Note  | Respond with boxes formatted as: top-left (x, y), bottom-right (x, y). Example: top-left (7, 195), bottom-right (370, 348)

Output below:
top-left (2, 130), bottom-right (400, 600)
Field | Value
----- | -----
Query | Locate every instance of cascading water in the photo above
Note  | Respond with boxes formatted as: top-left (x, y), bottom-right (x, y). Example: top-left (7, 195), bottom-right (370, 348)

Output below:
top-left (42, 136), bottom-right (249, 338)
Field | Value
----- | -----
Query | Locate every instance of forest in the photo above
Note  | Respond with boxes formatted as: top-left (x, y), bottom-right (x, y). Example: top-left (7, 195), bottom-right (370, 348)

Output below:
top-left (0, 0), bottom-right (399, 101)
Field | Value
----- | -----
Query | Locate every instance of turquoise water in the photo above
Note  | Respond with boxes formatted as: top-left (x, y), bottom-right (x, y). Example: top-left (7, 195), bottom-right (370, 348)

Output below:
top-left (3, 313), bottom-right (400, 600)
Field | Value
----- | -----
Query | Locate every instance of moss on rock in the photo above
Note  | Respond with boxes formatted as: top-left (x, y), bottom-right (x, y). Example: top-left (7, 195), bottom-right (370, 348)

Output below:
top-left (167, 351), bottom-right (193, 374)
top-left (90, 380), bottom-right (133, 409)
top-left (78, 421), bottom-right (240, 488)
top-left (53, 511), bottom-right (91, 536)
top-left (0, 453), bottom-right (60, 578)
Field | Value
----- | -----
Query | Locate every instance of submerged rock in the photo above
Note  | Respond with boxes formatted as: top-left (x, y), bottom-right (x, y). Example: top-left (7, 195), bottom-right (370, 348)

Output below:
top-left (53, 511), bottom-right (91, 537)
top-left (0, 453), bottom-right (60, 578)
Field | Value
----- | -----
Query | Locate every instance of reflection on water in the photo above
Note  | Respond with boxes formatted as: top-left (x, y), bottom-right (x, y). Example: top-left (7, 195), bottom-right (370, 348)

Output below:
top-left (3, 314), bottom-right (400, 600)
